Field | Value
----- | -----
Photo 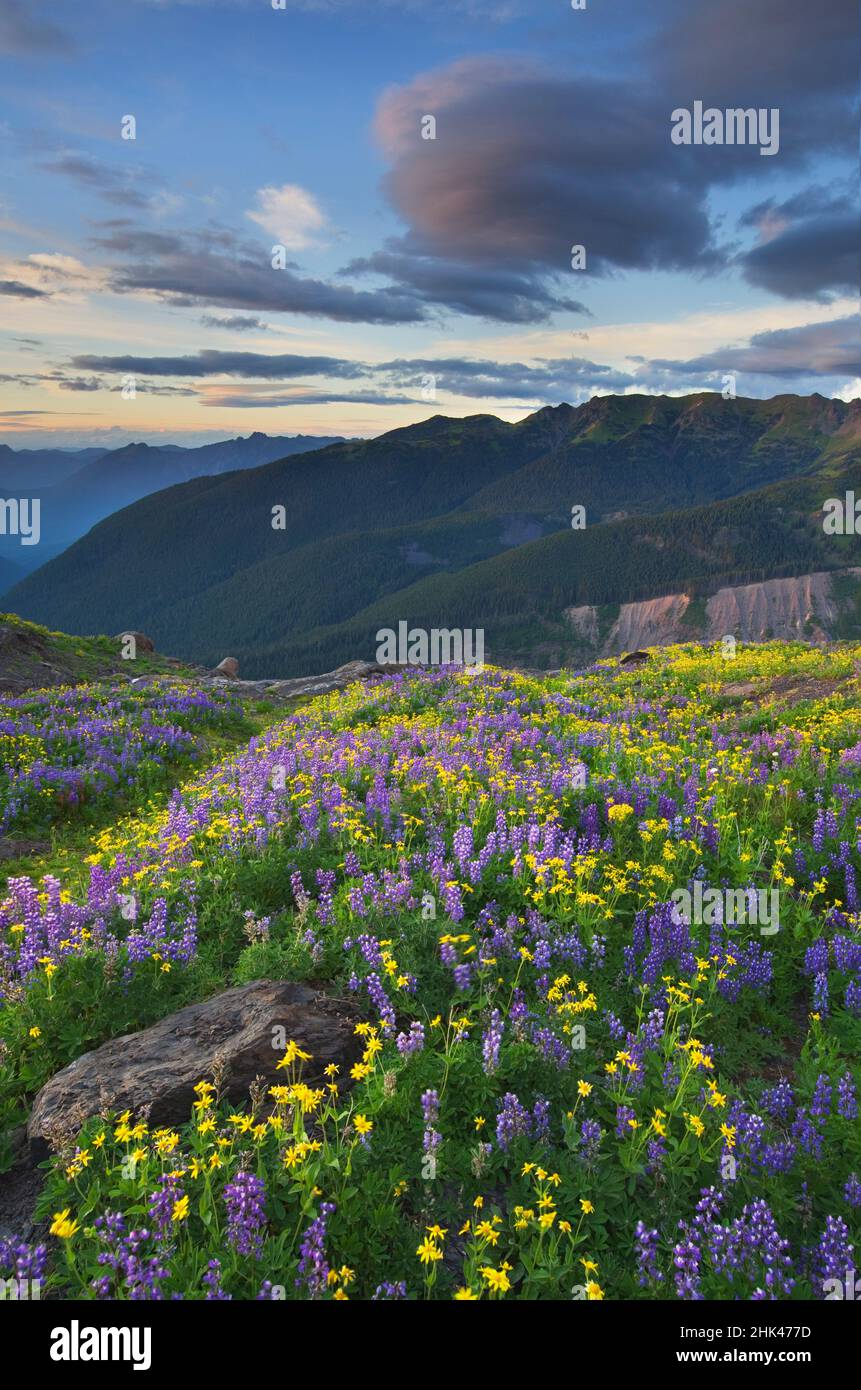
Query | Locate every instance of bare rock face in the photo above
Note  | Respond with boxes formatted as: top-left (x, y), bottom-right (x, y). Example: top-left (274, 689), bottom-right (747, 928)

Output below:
top-left (114, 630), bottom-right (155, 653)
top-left (211, 656), bottom-right (240, 678)
top-left (27, 980), bottom-right (361, 1158)
top-left (200, 659), bottom-right (408, 702)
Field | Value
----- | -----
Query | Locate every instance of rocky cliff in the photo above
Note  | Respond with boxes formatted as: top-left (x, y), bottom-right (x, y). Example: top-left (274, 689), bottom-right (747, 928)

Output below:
top-left (564, 568), bottom-right (861, 655)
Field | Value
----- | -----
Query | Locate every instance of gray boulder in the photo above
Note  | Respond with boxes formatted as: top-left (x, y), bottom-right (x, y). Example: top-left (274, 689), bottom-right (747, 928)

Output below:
top-left (27, 980), bottom-right (361, 1158)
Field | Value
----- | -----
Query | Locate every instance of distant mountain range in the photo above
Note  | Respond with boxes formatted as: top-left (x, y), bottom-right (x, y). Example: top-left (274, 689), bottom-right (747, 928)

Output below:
top-left (0, 433), bottom-right (344, 574)
top-left (5, 393), bottom-right (860, 673)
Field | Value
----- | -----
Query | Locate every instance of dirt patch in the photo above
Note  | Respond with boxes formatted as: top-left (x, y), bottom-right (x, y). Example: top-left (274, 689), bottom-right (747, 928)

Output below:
top-left (721, 674), bottom-right (849, 706)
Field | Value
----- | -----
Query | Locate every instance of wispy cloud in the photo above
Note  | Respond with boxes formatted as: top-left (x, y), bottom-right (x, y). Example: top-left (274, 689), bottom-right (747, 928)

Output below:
top-left (246, 184), bottom-right (328, 252)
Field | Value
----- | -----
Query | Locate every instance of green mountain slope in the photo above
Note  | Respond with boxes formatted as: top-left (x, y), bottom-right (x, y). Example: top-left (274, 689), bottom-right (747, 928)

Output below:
top-left (237, 456), bottom-right (861, 673)
top-left (7, 392), bottom-right (860, 670)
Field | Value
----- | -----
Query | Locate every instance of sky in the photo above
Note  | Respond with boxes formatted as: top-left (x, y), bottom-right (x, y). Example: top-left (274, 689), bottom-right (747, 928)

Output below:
top-left (0, 0), bottom-right (857, 447)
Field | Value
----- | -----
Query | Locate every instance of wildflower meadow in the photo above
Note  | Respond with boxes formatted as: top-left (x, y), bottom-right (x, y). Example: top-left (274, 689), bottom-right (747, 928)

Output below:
top-left (1, 643), bottom-right (860, 1305)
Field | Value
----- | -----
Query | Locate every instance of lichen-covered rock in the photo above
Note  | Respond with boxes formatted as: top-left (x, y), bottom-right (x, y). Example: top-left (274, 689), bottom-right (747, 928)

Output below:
top-left (27, 980), bottom-right (361, 1158)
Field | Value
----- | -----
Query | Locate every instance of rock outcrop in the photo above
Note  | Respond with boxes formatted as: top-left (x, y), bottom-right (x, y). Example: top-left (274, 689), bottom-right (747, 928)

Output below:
top-left (114, 630), bottom-right (155, 653)
top-left (564, 568), bottom-right (861, 657)
top-left (27, 980), bottom-right (361, 1158)
top-left (201, 658), bottom-right (405, 702)
top-left (210, 656), bottom-right (240, 678)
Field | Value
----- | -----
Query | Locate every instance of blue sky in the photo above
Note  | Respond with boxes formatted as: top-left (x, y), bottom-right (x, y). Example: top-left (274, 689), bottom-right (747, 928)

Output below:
top-left (0, 0), bottom-right (857, 446)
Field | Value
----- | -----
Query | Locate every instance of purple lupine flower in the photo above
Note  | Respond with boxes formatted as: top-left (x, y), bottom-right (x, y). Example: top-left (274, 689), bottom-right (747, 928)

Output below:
top-left (421, 1089), bottom-right (439, 1126)
top-left (0, 1236), bottom-right (47, 1295)
top-left (673, 1235), bottom-right (703, 1300)
top-left (91, 1213), bottom-right (170, 1300)
top-left (148, 1174), bottom-right (185, 1238)
top-left (372, 1281), bottom-right (408, 1299)
top-left (495, 1092), bottom-right (533, 1152)
top-left (223, 1171), bottom-right (267, 1259)
top-left (635, 1222), bottom-right (664, 1287)
top-left (396, 1021), bottom-right (425, 1055)
top-left (616, 1105), bottom-right (636, 1138)
top-left (808, 1214), bottom-right (854, 1295)
top-left (810, 1073), bottom-right (832, 1118)
top-left (580, 1118), bottom-right (602, 1163)
top-left (296, 1201), bottom-right (336, 1299)
top-left (837, 1070), bottom-right (857, 1120)
top-left (202, 1258), bottom-right (231, 1300)
top-left (843, 1174), bottom-right (861, 1208)
top-left (482, 1008), bottom-right (503, 1075)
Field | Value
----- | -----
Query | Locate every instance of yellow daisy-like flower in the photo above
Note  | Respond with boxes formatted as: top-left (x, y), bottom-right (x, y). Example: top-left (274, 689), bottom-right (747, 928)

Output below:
top-left (417, 1237), bottom-right (444, 1265)
top-left (50, 1209), bottom-right (79, 1239)
top-left (276, 1041), bottom-right (313, 1068)
top-left (479, 1265), bottom-right (511, 1293)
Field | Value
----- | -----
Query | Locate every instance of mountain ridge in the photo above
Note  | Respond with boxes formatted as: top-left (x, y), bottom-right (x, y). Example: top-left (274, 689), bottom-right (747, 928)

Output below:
top-left (0, 432), bottom-right (346, 574)
top-left (6, 392), bottom-right (860, 671)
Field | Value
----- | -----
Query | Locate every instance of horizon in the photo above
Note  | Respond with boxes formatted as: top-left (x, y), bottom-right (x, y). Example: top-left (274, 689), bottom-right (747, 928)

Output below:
top-left (1, 386), bottom-right (854, 453)
top-left (0, 0), bottom-right (857, 449)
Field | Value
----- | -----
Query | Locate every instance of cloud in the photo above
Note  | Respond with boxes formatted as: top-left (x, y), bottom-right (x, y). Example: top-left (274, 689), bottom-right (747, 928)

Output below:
top-left (55, 377), bottom-right (104, 392)
top-left (62, 344), bottom-right (645, 407)
top-left (89, 224), bottom-right (429, 324)
top-left (373, 58), bottom-right (726, 282)
top-left (343, 248), bottom-right (589, 324)
top-left (0, 279), bottom-right (49, 299)
top-left (357, 0), bottom-right (856, 322)
top-left (0, 252), bottom-right (106, 300)
top-left (645, 315), bottom-right (861, 379)
top-left (738, 190), bottom-right (859, 302)
top-left (200, 314), bottom-right (271, 332)
top-left (0, 0), bottom-right (73, 55)
top-left (246, 184), bottom-right (328, 251)
top-left (41, 154), bottom-right (152, 209)
top-left (378, 355), bottom-right (633, 398)
top-left (69, 350), bottom-right (365, 379)
top-left (654, 0), bottom-right (857, 110)
top-left (199, 389), bottom-right (419, 408)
